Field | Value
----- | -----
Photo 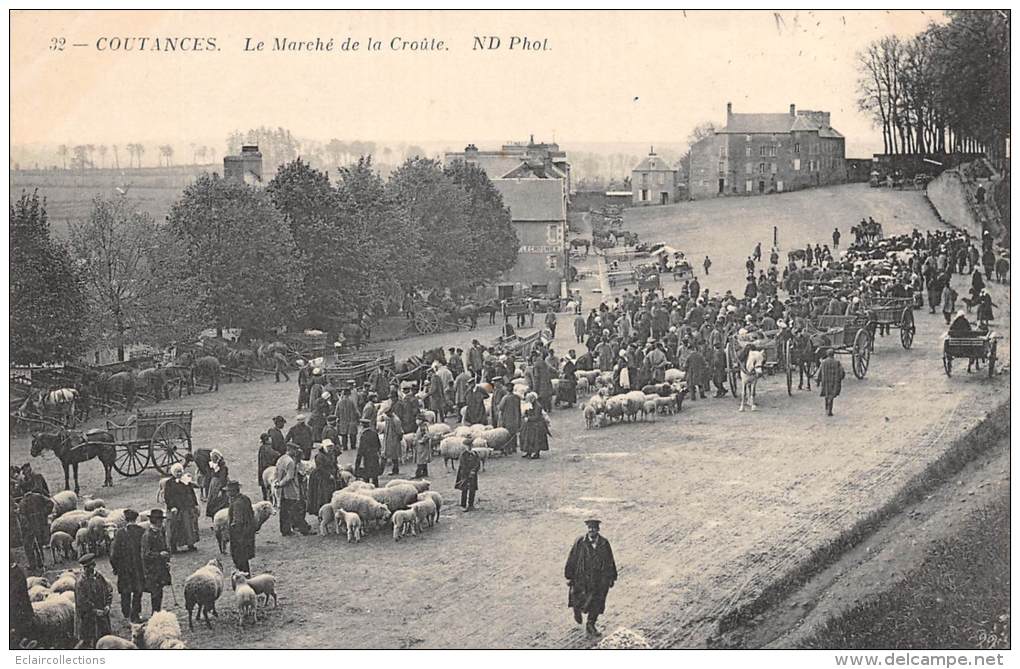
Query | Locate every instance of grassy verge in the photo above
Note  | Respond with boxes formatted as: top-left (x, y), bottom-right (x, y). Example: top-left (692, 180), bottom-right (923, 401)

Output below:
top-left (799, 491), bottom-right (1010, 649)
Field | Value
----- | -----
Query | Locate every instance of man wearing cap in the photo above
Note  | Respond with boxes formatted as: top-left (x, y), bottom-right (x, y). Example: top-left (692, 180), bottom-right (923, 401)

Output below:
top-left (310, 390), bottom-right (332, 443)
top-left (73, 553), bottom-right (112, 648)
top-left (816, 348), bottom-right (845, 417)
top-left (109, 509), bottom-right (145, 622)
top-left (488, 376), bottom-right (508, 426)
top-left (275, 444), bottom-right (313, 536)
top-left (455, 439), bottom-right (481, 511)
top-left (227, 481), bottom-right (256, 574)
top-left (564, 519), bottom-right (618, 637)
top-left (268, 416), bottom-right (288, 456)
top-left (355, 418), bottom-right (383, 486)
top-left (334, 388), bottom-right (360, 453)
top-left (411, 416), bottom-right (432, 480)
top-left (321, 414), bottom-right (341, 455)
top-left (17, 485), bottom-right (53, 570)
top-left (453, 366), bottom-right (473, 422)
top-left (467, 340), bottom-right (485, 383)
top-left (140, 509), bottom-right (171, 615)
top-left (285, 414), bottom-right (313, 461)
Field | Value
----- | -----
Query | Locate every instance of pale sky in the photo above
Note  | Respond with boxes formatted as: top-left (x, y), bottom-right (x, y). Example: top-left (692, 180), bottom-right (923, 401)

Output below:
top-left (11, 10), bottom-right (940, 155)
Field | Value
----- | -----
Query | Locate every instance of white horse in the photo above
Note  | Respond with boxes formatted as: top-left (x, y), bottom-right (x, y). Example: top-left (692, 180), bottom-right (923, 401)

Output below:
top-left (738, 349), bottom-right (766, 412)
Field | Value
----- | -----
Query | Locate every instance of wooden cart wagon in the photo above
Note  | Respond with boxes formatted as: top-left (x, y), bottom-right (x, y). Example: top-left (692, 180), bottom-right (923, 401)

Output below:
top-left (725, 329), bottom-right (794, 398)
top-left (492, 330), bottom-right (544, 359)
top-left (671, 261), bottom-right (695, 282)
top-left (323, 349), bottom-right (396, 388)
top-left (863, 296), bottom-right (916, 349)
top-left (942, 332), bottom-right (1000, 378)
top-left (104, 408), bottom-right (194, 478)
top-left (804, 313), bottom-right (874, 380)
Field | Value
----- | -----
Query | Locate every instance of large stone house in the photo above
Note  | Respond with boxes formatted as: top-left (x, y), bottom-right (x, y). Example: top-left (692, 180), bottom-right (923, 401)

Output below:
top-left (689, 103), bottom-right (846, 199)
top-left (490, 178), bottom-right (568, 298)
top-left (631, 150), bottom-right (677, 205)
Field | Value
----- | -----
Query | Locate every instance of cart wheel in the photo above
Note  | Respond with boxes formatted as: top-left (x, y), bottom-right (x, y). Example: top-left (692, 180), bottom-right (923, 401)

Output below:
top-left (113, 443), bottom-right (151, 478)
top-left (988, 341), bottom-right (997, 378)
top-left (150, 421), bottom-right (192, 475)
top-left (413, 309), bottom-right (440, 336)
top-left (899, 308), bottom-right (915, 350)
top-left (784, 340), bottom-right (793, 396)
top-left (852, 329), bottom-right (871, 379)
top-left (726, 341), bottom-right (738, 398)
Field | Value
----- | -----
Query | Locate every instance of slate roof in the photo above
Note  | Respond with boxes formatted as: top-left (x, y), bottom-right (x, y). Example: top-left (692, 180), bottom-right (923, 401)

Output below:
top-left (493, 179), bottom-right (566, 222)
top-left (633, 154), bottom-right (676, 172)
top-left (721, 111), bottom-right (844, 138)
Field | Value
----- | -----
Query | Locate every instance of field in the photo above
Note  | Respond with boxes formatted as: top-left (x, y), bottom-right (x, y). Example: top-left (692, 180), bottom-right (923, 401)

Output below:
top-left (13, 184), bottom-right (1010, 649)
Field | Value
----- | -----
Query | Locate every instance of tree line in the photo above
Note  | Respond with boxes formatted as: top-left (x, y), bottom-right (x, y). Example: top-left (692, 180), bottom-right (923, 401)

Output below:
top-left (857, 10), bottom-right (1009, 165)
top-left (10, 157), bottom-right (519, 365)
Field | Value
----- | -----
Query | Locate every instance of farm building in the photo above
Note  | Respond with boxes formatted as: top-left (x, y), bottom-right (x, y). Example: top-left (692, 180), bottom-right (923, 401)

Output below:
top-left (688, 103), bottom-right (846, 199)
top-left (491, 178), bottom-right (568, 299)
top-left (631, 150), bottom-right (678, 205)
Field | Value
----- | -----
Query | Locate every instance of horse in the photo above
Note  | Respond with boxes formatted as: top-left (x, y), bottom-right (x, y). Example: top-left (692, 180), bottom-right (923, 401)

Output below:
top-left (569, 238), bottom-right (591, 256)
top-left (136, 367), bottom-right (169, 402)
top-left (789, 332), bottom-right (818, 391)
top-left (31, 429), bottom-right (116, 493)
top-left (164, 364), bottom-right (195, 398)
top-left (193, 355), bottom-right (221, 392)
top-left (102, 370), bottom-right (137, 412)
top-left (225, 349), bottom-right (257, 382)
top-left (737, 348), bottom-right (767, 412)
top-left (477, 300), bottom-right (500, 325)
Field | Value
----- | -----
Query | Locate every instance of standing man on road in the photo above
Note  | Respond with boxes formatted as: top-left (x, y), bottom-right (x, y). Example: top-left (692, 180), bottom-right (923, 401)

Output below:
top-left (703, 255), bottom-right (712, 276)
top-left (140, 509), bottom-right (171, 616)
top-left (275, 443), bottom-right (314, 536)
top-left (816, 349), bottom-right (845, 417)
top-left (273, 349), bottom-right (290, 384)
top-left (455, 440), bottom-right (481, 511)
top-left (564, 519), bottom-right (618, 637)
top-left (109, 509), bottom-right (144, 623)
top-left (832, 227), bottom-right (841, 248)
top-left (226, 480), bottom-right (256, 574)
top-left (73, 553), bottom-right (112, 649)
top-left (752, 242), bottom-right (762, 262)
top-left (545, 308), bottom-right (558, 338)
top-left (295, 359), bottom-right (311, 409)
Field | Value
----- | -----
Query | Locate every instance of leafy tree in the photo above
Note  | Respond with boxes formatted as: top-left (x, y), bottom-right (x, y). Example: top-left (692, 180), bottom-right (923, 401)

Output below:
top-left (168, 173), bottom-right (302, 336)
top-left (10, 190), bottom-right (90, 364)
top-left (443, 160), bottom-right (519, 285)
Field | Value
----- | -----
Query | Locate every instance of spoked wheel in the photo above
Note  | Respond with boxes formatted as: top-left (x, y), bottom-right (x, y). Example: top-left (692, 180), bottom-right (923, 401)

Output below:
top-left (784, 340), bottom-right (793, 396)
top-left (899, 308), bottom-right (915, 349)
top-left (988, 341), bottom-right (997, 378)
top-left (726, 341), bottom-right (739, 398)
top-left (150, 421), bottom-right (192, 475)
top-left (113, 442), bottom-right (151, 477)
top-left (852, 330), bottom-right (872, 379)
top-left (413, 308), bottom-right (440, 335)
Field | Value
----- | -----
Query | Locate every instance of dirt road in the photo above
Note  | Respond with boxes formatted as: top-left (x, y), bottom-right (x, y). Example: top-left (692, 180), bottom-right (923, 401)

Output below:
top-left (15, 184), bottom-right (1009, 648)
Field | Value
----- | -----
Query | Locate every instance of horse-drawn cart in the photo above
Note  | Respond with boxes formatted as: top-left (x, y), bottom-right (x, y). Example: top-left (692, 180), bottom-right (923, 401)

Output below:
top-left (804, 314), bottom-right (874, 380)
top-left (105, 409), bottom-right (194, 478)
top-left (942, 332), bottom-right (999, 378)
top-left (725, 329), bottom-right (794, 398)
top-left (863, 296), bottom-right (916, 349)
top-left (323, 349), bottom-right (396, 387)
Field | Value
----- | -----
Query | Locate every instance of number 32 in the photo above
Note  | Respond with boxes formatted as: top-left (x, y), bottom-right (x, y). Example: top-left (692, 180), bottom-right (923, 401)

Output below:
top-left (49, 37), bottom-right (65, 51)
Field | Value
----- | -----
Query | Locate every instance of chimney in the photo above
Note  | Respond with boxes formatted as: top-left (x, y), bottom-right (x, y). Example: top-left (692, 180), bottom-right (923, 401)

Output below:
top-left (726, 102), bottom-right (733, 118)
top-left (790, 103), bottom-right (796, 117)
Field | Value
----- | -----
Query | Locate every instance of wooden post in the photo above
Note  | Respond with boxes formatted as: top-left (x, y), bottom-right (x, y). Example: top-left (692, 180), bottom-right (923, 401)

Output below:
top-left (773, 225), bottom-right (778, 249)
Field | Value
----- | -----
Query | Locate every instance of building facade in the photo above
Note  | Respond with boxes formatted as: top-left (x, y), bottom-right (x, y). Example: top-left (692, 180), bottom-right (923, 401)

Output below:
top-left (223, 145), bottom-right (263, 185)
top-left (491, 178), bottom-right (568, 298)
top-left (689, 103), bottom-right (846, 199)
top-left (631, 150), bottom-right (678, 205)
top-left (444, 136), bottom-right (571, 194)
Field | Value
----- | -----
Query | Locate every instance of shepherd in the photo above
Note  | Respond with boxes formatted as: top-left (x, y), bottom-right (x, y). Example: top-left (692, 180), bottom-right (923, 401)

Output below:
top-left (564, 519), bottom-right (617, 637)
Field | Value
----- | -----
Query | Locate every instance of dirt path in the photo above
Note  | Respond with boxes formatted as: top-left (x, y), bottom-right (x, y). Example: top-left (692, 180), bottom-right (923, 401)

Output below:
top-left (15, 185), bottom-right (1009, 649)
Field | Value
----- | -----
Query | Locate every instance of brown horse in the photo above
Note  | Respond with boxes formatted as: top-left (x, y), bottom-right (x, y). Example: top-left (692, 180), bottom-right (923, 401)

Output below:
top-left (31, 429), bottom-right (116, 493)
top-left (194, 355), bottom-right (221, 391)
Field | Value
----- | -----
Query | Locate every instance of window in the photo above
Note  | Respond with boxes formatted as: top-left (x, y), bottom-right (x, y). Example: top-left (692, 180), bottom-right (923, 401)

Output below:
top-left (760, 145), bottom-right (767, 157)
top-left (546, 255), bottom-right (558, 270)
top-left (640, 189), bottom-right (649, 201)
top-left (718, 143), bottom-right (727, 158)
top-left (658, 172), bottom-right (665, 185)
top-left (718, 161), bottom-right (725, 175)
top-left (793, 158), bottom-right (801, 171)
top-left (745, 135), bottom-right (752, 142)
top-left (745, 146), bottom-right (752, 157)
top-left (642, 173), bottom-right (649, 186)
top-left (794, 143), bottom-right (800, 154)
top-left (777, 180), bottom-right (784, 192)
top-left (771, 162), bottom-right (777, 174)
top-left (547, 224), bottom-right (559, 243)
top-left (745, 180), bottom-right (753, 193)
top-left (758, 162), bottom-right (767, 174)
top-left (745, 162), bottom-right (752, 175)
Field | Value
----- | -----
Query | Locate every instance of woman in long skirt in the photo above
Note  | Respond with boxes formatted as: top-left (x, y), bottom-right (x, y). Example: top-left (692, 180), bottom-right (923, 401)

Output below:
top-left (164, 463), bottom-right (199, 552)
top-left (305, 439), bottom-right (338, 514)
top-left (519, 393), bottom-right (551, 460)
top-left (204, 449), bottom-right (229, 519)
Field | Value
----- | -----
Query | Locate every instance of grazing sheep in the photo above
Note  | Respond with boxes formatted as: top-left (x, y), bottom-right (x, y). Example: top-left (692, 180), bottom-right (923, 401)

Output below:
top-left (663, 368), bottom-right (684, 383)
top-left (95, 634), bottom-right (137, 650)
top-left (50, 510), bottom-right (90, 538)
top-left (50, 491), bottom-right (78, 517)
top-left (439, 437), bottom-right (467, 470)
top-left (29, 585), bottom-right (51, 602)
top-left (385, 478), bottom-right (430, 493)
top-left (471, 445), bottom-right (494, 470)
top-left (318, 503), bottom-right (336, 535)
top-left (26, 576), bottom-right (50, 589)
top-left (212, 508), bottom-right (230, 554)
top-left (184, 559), bottom-right (224, 630)
top-left (49, 531), bottom-right (76, 563)
top-left (244, 573), bottom-right (278, 608)
top-left (132, 610), bottom-right (186, 649)
top-left (49, 570), bottom-right (77, 593)
top-left (230, 572), bottom-right (258, 627)
top-left (330, 490), bottom-right (390, 529)
top-left (410, 498), bottom-right (438, 529)
top-left (30, 593), bottom-right (75, 647)
top-left (82, 497), bottom-right (106, 512)
top-left (391, 508), bottom-right (418, 540)
top-left (157, 477), bottom-right (170, 503)
top-left (345, 481), bottom-right (375, 493)
top-left (261, 466), bottom-right (279, 507)
top-left (623, 391), bottom-right (646, 421)
top-left (479, 427), bottom-right (511, 452)
top-left (452, 426), bottom-right (473, 438)
top-left (416, 491), bottom-right (442, 522)
top-left (583, 402), bottom-right (597, 429)
top-left (642, 399), bottom-right (657, 422)
top-left (86, 515), bottom-right (111, 555)
top-left (252, 500), bottom-right (275, 532)
top-left (366, 484), bottom-right (419, 513)
top-left (427, 422), bottom-right (452, 439)
top-left (576, 377), bottom-right (591, 397)
top-left (338, 469), bottom-right (355, 487)
top-left (335, 508), bottom-right (363, 543)
top-left (604, 396), bottom-right (626, 423)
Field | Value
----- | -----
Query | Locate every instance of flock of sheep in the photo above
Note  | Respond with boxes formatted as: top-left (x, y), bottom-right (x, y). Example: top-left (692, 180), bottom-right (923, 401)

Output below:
top-left (575, 369), bottom-right (688, 429)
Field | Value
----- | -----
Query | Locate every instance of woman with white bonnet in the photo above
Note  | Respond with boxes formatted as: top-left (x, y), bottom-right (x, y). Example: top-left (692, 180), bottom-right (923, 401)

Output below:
top-left (164, 462), bottom-right (199, 552)
top-left (204, 449), bottom-right (229, 518)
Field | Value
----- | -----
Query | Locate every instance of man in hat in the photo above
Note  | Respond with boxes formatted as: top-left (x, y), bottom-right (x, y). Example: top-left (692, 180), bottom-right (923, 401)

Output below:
top-left (268, 416), bottom-right (288, 456)
top-left (334, 387), bottom-right (360, 452)
top-left (310, 390), bottom-right (332, 443)
top-left (17, 485), bottom-right (53, 570)
top-left (464, 381), bottom-right (489, 426)
top-left (381, 405), bottom-right (404, 476)
top-left (355, 417), bottom-right (383, 486)
top-left (140, 508), bottom-right (171, 615)
top-left (109, 509), bottom-right (145, 622)
top-left (296, 359), bottom-right (311, 410)
top-left (527, 351), bottom-right (556, 413)
top-left (285, 414), bottom-right (313, 461)
top-left (275, 443), bottom-right (313, 536)
top-left (455, 439), bottom-right (481, 511)
top-left (544, 308), bottom-right (558, 338)
top-left (564, 519), bottom-right (617, 636)
top-left (321, 414), bottom-right (341, 454)
top-left (453, 366), bottom-right (473, 422)
top-left (73, 553), bottom-right (112, 648)
top-left (489, 376), bottom-right (508, 427)
top-left (227, 481), bottom-right (256, 574)
top-left (816, 348), bottom-right (845, 417)
top-left (467, 340), bottom-right (485, 383)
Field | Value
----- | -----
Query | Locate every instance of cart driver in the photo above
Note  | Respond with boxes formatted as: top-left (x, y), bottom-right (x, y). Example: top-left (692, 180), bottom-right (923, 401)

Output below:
top-left (948, 310), bottom-right (985, 337)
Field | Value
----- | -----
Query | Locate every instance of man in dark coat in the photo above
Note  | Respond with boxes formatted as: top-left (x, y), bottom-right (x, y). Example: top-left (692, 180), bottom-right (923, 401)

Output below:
top-left (268, 416), bottom-right (288, 456)
top-left (18, 489), bottom-right (53, 569)
top-left (18, 463), bottom-right (49, 497)
top-left (140, 509), bottom-right (171, 615)
top-left (497, 390), bottom-right (523, 454)
top-left (10, 554), bottom-right (34, 645)
top-left (489, 377), bottom-right (508, 426)
top-left (226, 481), bottom-right (256, 574)
top-left (296, 360), bottom-right (311, 410)
top-left (285, 414), bottom-right (313, 459)
top-left (109, 509), bottom-right (145, 622)
top-left (527, 354), bottom-right (555, 413)
top-left (816, 348), bottom-right (845, 417)
top-left (684, 346), bottom-right (708, 401)
top-left (73, 553), bottom-right (112, 649)
top-left (306, 439), bottom-right (338, 514)
top-left (334, 389), bottom-right (360, 452)
top-left (564, 519), bottom-right (618, 636)
top-left (464, 383), bottom-right (489, 425)
top-left (354, 418), bottom-right (383, 486)
top-left (455, 442), bottom-right (481, 511)
top-left (394, 389), bottom-right (421, 436)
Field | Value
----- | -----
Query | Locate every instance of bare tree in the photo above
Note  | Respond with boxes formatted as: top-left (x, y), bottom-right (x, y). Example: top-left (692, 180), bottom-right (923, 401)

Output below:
top-left (57, 144), bottom-right (69, 169)
top-left (98, 144), bottom-right (108, 169)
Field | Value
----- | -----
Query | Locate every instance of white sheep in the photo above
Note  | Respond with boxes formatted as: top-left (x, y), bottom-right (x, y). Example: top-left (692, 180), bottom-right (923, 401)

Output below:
top-left (335, 507), bottom-right (363, 543)
top-left (576, 376), bottom-right (591, 397)
top-left (30, 593), bottom-right (75, 647)
top-left (391, 508), bottom-right (418, 541)
top-left (50, 510), bottom-right (90, 538)
top-left (50, 491), bottom-right (78, 517)
top-left (95, 634), bottom-right (137, 649)
top-left (330, 490), bottom-right (390, 530)
top-left (26, 576), bottom-right (50, 589)
top-left (261, 466), bottom-right (278, 507)
top-left (479, 427), bottom-right (511, 452)
top-left (29, 585), bottom-right (51, 602)
top-left (49, 570), bottom-right (77, 594)
top-left (385, 478), bottom-right (430, 493)
top-left (82, 497), bottom-right (106, 512)
top-left (664, 368), bottom-right (684, 383)
top-left (318, 503), bottom-right (336, 536)
top-left (367, 484), bottom-right (419, 513)
top-left (410, 498), bottom-right (438, 529)
top-left (583, 402), bottom-right (597, 429)
top-left (212, 508), bottom-right (230, 554)
top-left (416, 491), bottom-right (443, 522)
top-left (439, 437), bottom-right (468, 470)
top-left (252, 500), bottom-right (275, 532)
top-left (244, 573), bottom-right (278, 608)
top-left (132, 610), bottom-right (186, 649)
top-left (230, 571), bottom-right (258, 627)
top-left (48, 530), bottom-right (75, 563)
top-left (472, 445), bottom-right (494, 471)
top-left (184, 558), bottom-right (224, 630)
top-left (642, 399), bottom-right (657, 422)
top-left (345, 480), bottom-right (376, 493)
